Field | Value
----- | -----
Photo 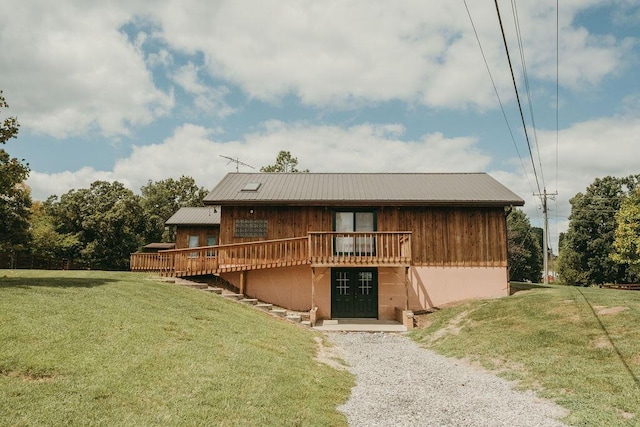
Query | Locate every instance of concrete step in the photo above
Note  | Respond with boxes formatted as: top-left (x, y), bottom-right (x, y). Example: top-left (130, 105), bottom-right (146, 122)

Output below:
top-left (255, 303), bottom-right (273, 311)
top-left (301, 320), bottom-right (311, 327)
top-left (239, 298), bottom-right (258, 305)
top-left (222, 293), bottom-right (244, 300)
top-left (300, 312), bottom-right (310, 321)
top-left (285, 314), bottom-right (302, 323)
top-left (204, 287), bottom-right (223, 294)
top-left (270, 309), bottom-right (287, 318)
top-left (182, 283), bottom-right (209, 289)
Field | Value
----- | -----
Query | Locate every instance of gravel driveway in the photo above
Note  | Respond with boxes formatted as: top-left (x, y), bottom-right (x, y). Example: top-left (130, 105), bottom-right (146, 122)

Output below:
top-left (327, 332), bottom-right (568, 427)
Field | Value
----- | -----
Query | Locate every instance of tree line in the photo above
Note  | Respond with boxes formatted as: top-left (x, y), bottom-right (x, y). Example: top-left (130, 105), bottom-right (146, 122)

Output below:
top-left (4, 177), bottom-right (207, 270)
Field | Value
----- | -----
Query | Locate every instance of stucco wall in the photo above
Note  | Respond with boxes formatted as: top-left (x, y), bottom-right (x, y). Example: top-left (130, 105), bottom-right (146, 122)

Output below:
top-left (221, 264), bottom-right (508, 319)
top-left (408, 266), bottom-right (509, 310)
top-left (221, 265), bottom-right (313, 312)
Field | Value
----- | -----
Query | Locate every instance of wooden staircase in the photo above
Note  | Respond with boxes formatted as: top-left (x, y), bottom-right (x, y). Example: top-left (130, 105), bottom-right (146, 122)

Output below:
top-left (162, 276), bottom-right (312, 326)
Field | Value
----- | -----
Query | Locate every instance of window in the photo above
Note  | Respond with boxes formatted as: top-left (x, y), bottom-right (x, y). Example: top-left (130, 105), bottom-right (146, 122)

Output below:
top-left (206, 236), bottom-right (217, 257)
top-left (234, 219), bottom-right (268, 238)
top-left (334, 210), bottom-right (376, 255)
top-left (188, 235), bottom-right (199, 258)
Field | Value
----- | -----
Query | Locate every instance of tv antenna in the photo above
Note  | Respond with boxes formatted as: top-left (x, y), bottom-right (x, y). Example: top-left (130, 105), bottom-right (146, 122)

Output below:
top-left (219, 155), bottom-right (255, 172)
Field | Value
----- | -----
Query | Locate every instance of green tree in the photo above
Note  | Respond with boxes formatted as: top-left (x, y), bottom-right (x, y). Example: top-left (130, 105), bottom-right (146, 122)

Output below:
top-left (48, 181), bottom-right (146, 270)
top-left (29, 201), bottom-right (81, 263)
top-left (0, 90), bottom-right (31, 254)
top-left (611, 189), bottom-right (640, 276)
top-left (140, 176), bottom-right (208, 243)
top-left (260, 150), bottom-right (309, 173)
top-left (558, 175), bottom-right (640, 285)
top-left (507, 209), bottom-right (543, 282)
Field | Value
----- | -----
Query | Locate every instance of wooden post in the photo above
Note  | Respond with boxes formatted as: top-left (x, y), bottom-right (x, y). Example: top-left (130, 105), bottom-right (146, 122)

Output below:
top-left (239, 271), bottom-right (246, 295)
top-left (404, 266), bottom-right (410, 311)
top-left (311, 267), bottom-right (316, 310)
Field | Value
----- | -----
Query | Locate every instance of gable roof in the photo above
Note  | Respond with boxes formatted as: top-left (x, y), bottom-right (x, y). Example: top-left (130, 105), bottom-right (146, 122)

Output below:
top-left (165, 207), bottom-right (220, 226)
top-left (203, 173), bottom-right (524, 207)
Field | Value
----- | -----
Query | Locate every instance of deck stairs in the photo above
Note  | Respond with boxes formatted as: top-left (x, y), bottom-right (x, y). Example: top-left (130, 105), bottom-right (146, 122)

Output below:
top-left (162, 276), bottom-right (311, 326)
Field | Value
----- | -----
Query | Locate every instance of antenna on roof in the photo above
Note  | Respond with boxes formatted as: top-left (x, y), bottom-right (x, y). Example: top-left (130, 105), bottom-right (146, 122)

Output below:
top-left (219, 155), bottom-right (255, 172)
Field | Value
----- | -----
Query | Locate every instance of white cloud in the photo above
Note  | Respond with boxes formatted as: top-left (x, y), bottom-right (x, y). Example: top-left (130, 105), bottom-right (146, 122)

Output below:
top-left (150, 0), bottom-right (632, 108)
top-left (0, 0), bottom-right (173, 138)
top-left (170, 63), bottom-right (235, 117)
top-left (26, 121), bottom-right (490, 200)
top-left (497, 114), bottom-right (640, 251)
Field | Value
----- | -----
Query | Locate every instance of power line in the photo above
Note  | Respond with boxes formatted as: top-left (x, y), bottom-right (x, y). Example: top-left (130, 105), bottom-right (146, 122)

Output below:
top-left (493, 0), bottom-right (542, 195)
top-left (462, 0), bottom-right (540, 212)
top-left (509, 0), bottom-right (546, 190)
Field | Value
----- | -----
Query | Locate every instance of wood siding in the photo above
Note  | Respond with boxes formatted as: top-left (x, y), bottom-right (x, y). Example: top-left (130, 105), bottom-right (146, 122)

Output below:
top-left (175, 226), bottom-right (220, 249)
top-left (219, 206), bottom-right (507, 267)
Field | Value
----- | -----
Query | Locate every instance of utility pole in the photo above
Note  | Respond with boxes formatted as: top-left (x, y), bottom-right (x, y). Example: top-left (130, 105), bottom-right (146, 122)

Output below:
top-left (535, 188), bottom-right (557, 285)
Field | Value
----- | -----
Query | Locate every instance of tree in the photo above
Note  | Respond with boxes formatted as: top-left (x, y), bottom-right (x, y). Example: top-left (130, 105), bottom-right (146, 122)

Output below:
top-left (611, 189), bottom-right (640, 276)
top-left (48, 181), bottom-right (146, 270)
top-left (140, 176), bottom-right (208, 243)
top-left (507, 209), bottom-right (543, 282)
top-left (558, 175), bottom-right (640, 285)
top-left (29, 201), bottom-right (81, 264)
top-left (0, 90), bottom-right (31, 254)
top-left (260, 150), bottom-right (309, 173)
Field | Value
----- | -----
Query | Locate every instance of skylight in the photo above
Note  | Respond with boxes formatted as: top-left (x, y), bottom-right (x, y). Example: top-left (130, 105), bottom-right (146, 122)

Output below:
top-left (241, 182), bottom-right (261, 191)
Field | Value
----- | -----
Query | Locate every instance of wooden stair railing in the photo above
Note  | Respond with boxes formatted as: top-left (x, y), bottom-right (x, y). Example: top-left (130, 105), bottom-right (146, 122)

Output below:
top-left (130, 232), bottom-right (412, 277)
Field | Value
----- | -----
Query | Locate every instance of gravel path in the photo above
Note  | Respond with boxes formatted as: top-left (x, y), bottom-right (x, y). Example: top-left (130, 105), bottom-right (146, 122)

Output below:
top-left (328, 332), bottom-right (568, 427)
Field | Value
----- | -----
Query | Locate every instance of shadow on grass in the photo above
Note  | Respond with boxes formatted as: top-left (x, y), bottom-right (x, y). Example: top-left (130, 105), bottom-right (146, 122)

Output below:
top-left (0, 276), bottom-right (117, 289)
top-left (576, 287), bottom-right (640, 389)
top-left (510, 281), bottom-right (554, 295)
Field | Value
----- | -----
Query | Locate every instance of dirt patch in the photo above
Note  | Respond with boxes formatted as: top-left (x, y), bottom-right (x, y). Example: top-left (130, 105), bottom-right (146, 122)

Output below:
top-left (1, 368), bottom-right (57, 383)
top-left (314, 336), bottom-right (349, 371)
top-left (426, 310), bottom-right (471, 344)
top-left (594, 306), bottom-right (629, 316)
top-left (591, 336), bottom-right (612, 349)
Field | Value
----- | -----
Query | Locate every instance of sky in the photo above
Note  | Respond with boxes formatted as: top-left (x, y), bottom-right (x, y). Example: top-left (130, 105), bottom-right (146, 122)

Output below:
top-left (1, 0), bottom-right (639, 252)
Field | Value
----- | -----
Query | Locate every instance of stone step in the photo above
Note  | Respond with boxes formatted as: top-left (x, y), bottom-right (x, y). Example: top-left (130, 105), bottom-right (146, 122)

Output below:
top-left (285, 314), bottom-right (302, 323)
top-left (255, 303), bottom-right (273, 311)
top-left (183, 283), bottom-right (208, 289)
top-left (222, 293), bottom-right (244, 300)
top-left (239, 298), bottom-right (258, 305)
top-left (300, 312), bottom-right (310, 321)
top-left (300, 320), bottom-right (311, 327)
top-left (204, 287), bottom-right (223, 294)
top-left (270, 309), bottom-right (287, 318)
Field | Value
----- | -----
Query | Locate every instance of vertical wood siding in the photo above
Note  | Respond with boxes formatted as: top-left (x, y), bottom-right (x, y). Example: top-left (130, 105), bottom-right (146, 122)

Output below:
top-left (175, 226), bottom-right (220, 249)
top-left (219, 205), bottom-right (507, 267)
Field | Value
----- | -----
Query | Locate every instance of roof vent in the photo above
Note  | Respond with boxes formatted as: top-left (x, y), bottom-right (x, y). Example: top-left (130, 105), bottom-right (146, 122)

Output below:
top-left (241, 182), bottom-right (261, 192)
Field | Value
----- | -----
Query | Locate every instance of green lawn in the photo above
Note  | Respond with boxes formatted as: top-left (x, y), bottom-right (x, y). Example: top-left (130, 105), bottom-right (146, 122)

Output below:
top-left (410, 282), bottom-right (640, 426)
top-left (0, 270), bottom-right (352, 426)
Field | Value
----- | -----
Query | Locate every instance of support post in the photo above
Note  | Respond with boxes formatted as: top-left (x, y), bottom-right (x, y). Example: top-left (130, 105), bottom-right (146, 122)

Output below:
top-left (404, 266), bottom-right (410, 311)
top-left (239, 271), bottom-right (246, 295)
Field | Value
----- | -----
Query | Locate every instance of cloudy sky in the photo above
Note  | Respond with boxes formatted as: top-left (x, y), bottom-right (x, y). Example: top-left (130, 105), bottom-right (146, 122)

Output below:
top-left (1, 0), bottom-right (639, 251)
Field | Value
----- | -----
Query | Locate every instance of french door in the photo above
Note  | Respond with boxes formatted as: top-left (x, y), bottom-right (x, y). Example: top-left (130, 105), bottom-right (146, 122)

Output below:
top-left (331, 268), bottom-right (378, 318)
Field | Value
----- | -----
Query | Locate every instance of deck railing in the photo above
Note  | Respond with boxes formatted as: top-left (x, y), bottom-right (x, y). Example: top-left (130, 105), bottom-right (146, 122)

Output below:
top-left (131, 232), bottom-right (412, 276)
top-left (308, 232), bottom-right (412, 266)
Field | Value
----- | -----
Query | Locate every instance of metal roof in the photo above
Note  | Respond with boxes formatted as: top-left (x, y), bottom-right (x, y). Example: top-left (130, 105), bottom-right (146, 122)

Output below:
top-left (203, 173), bottom-right (524, 207)
top-left (165, 207), bottom-right (221, 225)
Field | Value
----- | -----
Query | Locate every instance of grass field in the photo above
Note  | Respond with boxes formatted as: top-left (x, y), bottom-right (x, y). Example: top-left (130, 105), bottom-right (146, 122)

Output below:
top-left (0, 270), bottom-right (352, 426)
top-left (410, 282), bottom-right (640, 426)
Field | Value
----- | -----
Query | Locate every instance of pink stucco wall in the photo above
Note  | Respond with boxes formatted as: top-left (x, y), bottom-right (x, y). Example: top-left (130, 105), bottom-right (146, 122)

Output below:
top-left (221, 264), bottom-right (509, 319)
top-left (221, 265), bottom-right (314, 312)
top-left (408, 266), bottom-right (509, 310)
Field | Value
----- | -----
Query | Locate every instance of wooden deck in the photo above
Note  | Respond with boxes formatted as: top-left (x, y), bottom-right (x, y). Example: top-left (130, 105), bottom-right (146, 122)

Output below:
top-left (131, 232), bottom-right (412, 277)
